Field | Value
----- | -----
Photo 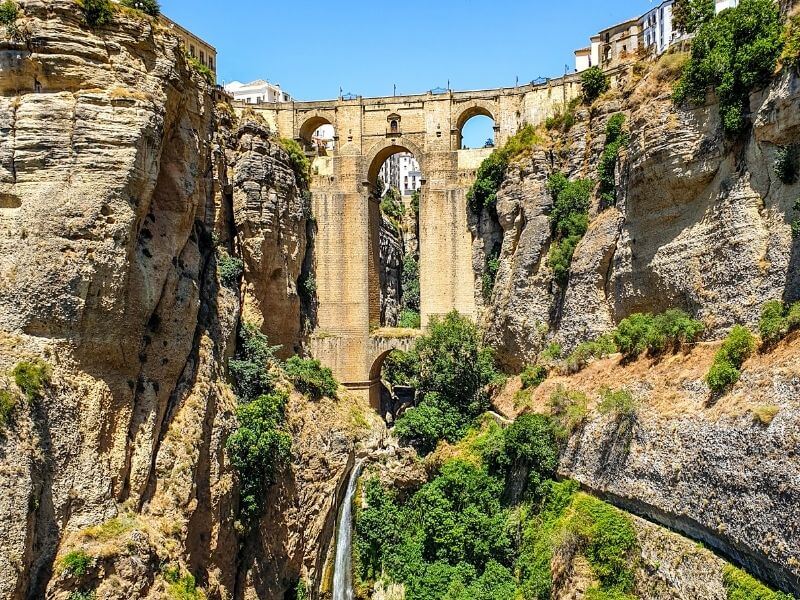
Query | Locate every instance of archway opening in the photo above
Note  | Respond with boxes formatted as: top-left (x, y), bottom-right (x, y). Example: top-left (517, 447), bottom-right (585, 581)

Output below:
top-left (299, 116), bottom-right (336, 155)
top-left (367, 146), bottom-right (423, 329)
top-left (373, 348), bottom-right (417, 422)
top-left (458, 109), bottom-right (496, 149)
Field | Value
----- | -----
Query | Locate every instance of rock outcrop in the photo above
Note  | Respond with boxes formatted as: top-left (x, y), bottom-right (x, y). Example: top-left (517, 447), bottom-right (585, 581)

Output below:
top-left (477, 63), bottom-right (800, 371)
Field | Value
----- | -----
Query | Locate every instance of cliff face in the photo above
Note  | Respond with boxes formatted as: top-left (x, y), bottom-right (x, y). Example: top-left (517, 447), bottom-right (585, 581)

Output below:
top-left (478, 64), bottom-right (800, 370)
top-left (0, 3), bottom-right (370, 599)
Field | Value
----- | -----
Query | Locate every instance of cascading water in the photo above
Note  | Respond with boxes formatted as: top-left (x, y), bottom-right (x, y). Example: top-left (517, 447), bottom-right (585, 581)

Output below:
top-left (332, 458), bottom-right (366, 600)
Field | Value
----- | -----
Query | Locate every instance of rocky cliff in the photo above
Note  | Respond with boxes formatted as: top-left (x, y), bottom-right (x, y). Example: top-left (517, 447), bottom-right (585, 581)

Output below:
top-left (477, 60), bottom-right (800, 371)
top-left (0, 2), bottom-right (374, 599)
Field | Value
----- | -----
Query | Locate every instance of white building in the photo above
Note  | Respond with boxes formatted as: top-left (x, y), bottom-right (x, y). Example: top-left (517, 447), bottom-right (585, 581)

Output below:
top-left (224, 80), bottom-right (292, 104)
top-left (641, 0), bottom-right (682, 56)
top-left (379, 153), bottom-right (421, 196)
top-left (312, 124), bottom-right (335, 152)
top-left (716, 0), bottom-right (739, 12)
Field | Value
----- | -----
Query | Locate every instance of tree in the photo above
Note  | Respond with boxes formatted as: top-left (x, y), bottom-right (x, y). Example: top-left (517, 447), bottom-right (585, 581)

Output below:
top-left (672, 0), bottom-right (714, 34)
top-left (121, 0), bottom-right (160, 16)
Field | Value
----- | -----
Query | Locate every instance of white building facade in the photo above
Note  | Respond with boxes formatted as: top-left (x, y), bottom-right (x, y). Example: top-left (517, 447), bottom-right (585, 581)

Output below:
top-left (641, 1), bottom-right (680, 56)
top-left (224, 80), bottom-right (292, 104)
top-left (379, 153), bottom-right (421, 196)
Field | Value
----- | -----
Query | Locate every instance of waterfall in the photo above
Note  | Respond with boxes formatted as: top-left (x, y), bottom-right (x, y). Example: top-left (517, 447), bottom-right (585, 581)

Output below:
top-left (332, 458), bottom-right (366, 600)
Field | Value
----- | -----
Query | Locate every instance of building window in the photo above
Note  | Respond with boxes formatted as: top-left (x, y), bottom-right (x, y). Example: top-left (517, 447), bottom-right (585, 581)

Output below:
top-left (200, 51), bottom-right (205, 66)
top-left (190, 45), bottom-right (196, 58)
top-left (208, 57), bottom-right (214, 71)
top-left (390, 120), bottom-right (398, 133)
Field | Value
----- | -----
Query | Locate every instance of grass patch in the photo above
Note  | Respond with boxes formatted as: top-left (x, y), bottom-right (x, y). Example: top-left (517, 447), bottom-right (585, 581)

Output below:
top-left (60, 550), bottom-right (92, 576)
top-left (752, 405), bottom-right (779, 426)
top-left (598, 387), bottom-right (637, 418)
top-left (164, 565), bottom-right (206, 600)
top-left (549, 385), bottom-right (589, 438)
top-left (722, 564), bottom-right (793, 599)
top-left (12, 359), bottom-right (50, 401)
top-left (0, 388), bottom-right (17, 430)
top-left (80, 515), bottom-right (133, 541)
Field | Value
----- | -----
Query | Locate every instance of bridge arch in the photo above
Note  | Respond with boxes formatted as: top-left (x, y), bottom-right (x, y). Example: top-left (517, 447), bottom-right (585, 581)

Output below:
top-left (454, 101), bottom-right (498, 149)
top-left (364, 138), bottom-right (426, 186)
top-left (298, 113), bottom-right (336, 149)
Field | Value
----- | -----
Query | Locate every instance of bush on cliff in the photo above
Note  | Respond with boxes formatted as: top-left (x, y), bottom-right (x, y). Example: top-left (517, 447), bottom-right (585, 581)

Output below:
top-left (705, 325), bottom-right (755, 393)
top-left (759, 299), bottom-right (800, 347)
top-left (284, 355), bottom-right (338, 400)
top-left (598, 114), bottom-right (629, 207)
top-left (672, 0), bottom-right (714, 34)
top-left (12, 359), bottom-right (51, 401)
top-left (673, 0), bottom-right (783, 135)
top-left (229, 322), bottom-right (280, 403)
top-left (279, 138), bottom-right (311, 188)
top-left (613, 309), bottom-right (704, 359)
top-left (226, 390), bottom-right (291, 523)
top-left (393, 311), bottom-right (498, 454)
top-left (216, 248), bottom-right (244, 289)
top-left (581, 67), bottom-right (609, 104)
top-left (0, 388), bottom-right (16, 431)
top-left (546, 172), bottom-right (593, 285)
top-left (120, 0), bottom-right (160, 17)
top-left (0, 1), bottom-right (18, 27)
top-left (520, 364), bottom-right (548, 390)
top-left (77, 0), bottom-right (113, 27)
top-left (774, 144), bottom-right (799, 185)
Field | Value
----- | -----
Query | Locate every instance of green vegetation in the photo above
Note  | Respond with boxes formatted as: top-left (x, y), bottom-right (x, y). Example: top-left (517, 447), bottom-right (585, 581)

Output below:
top-left (398, 309), bottom-right (421, 329)
top-left (546, 172), bottom-right (593, 285)
top-left (68, 592), bottom-right (96, 600)
top-left (382, 350), bottom-right (418, 388)
top-left (216, 248), bottom-right (244, 289)
top-left (77, 0), bottom-right (113, 27)
top-left (120, 0), bottom-right (159, 16)
top-left (598, 387), bottom-right (637, 418)
top-left (228, 322), bottom-right (280, 403)
top-left (187, 56), bottom-right (213, 84)
top-left (401, 253), bottom-right (420, 326)
top-left (411, 190), bottom-right (420, 215)
top-left (673, 0), bottom-right (783, 135)
top-left (380, 188), bottom-right (405, 220)
top-left (671, 0), bottom-right (714, 34)
top-left (758, 299), bottom-right (800, 347)
top-left (540, 342), bottom-right (562, 363)
top-left (164, 565), bottom-right (206, 600)
top-left (581, 67), bottom-right (610, 104)
top-left (781, 13), bottom-right (800, 71)
top-left (283, 356), bottom-right (338, 400)
top-left (545, 98), bottom-right (580, 134)
top-left (549, 385), bottom-right (589, 438)
top-left (722, 565), bottom-right (794, 600)
top-left (12, 360), bottom-right (50, 401)
top-left (564, 334), bottom-right (617, 373)
top-left (793, 198), bottom-right (800, 239)
top-left (61, 550), bottom-right (92, 576)
top-left (598, 114), bottom-right (629, 207)
top-left (468, 125), bottom-right (542, 213)
top-left (774, 144), bottom-right (799, 185)
top-left (0, 388), bottom-right (16, 431)
top-left (0, 0), bottom-right (18, 27)
top-left (482, 247), bottom-right (500, 300)
top-left (706, 325), bottom-right (755, 393)
top-left (226, 391), bottom-right (291, 523)
top-left (279, 138), bottom-right (310, 188)
top-left (520, 365), bottom-right (547, 390)
top-left (392, 312), bottom-right (498, 454)
top-left (613, 309), bottom-right (704, 359)
top-left (299, 272), bottom-right (316, 297)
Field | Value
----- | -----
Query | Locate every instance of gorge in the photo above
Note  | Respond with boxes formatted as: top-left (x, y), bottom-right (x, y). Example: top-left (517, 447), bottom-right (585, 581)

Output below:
top-left (0, 0), bottom-right (799, 599)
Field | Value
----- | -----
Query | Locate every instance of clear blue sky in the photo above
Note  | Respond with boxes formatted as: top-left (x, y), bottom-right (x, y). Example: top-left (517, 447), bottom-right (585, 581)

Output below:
top-left (164, 0), bottom-right (656, 100)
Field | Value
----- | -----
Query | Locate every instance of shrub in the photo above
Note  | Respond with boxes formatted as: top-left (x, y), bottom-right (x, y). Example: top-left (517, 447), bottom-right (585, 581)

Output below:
top-left (722, 564), bottom-right (794, 600)
top-left (598, 114), bottom-right (628, 207)
top-left (781, 13), bottom-right (800, 71)
top-left (759, 300), bottom-right (789, 346)
top-left (774, 144), bottom-right (799, 184)
top-left (546, 173), bottom-right (593, 284)
top-left (672, 0), bottom-right (714, 34)
top-left (382, 349), bottom-right (418, 387)
top-left (380, 188), bottom-right (404, 220)
top-left (401, 254), bottom-right (420, 313)
top-left (12, 360), bottom-right (50, 401)
top-left (226, 391), bottom-right (292, 522)
top-left (228, 322), bottom-right (280, 403)
top-left (393, 392), bottom-right (469, 455)
top-left (482, 250), bottom-right (500, 300)
top-left (564, 335), bottom-right (617, 373)
top-left (279, 138), bottom-right (310, 188)
top-left (284, 355), bottom-right (338, 399)
top-left (706, 325), bottom-right (755, 393)
top-left (549, 386), bottom-right (589, 437)
top-left (120, 0), bottom-right (159, 16)
top-left (77, 0), bottom-right (113, 27)
top-left (613, 309), bottom-right (704, 359)
top-left (673, 0), bottom-right (783, 136)
top-left (299, 272), bottom-right (316, 297)
top-left (397, 308), bottom-right (421, 329)
top-left (0, 389), bottom-right (16, 430)
top-left (217, 249), bottom-right (244, 288)
top-left (411, 190), bottom-right (420, 215)
top-left (540, 342), bottom-right (562, 363)
top-left (787, 301), bottom-right (800, 329)
top-left (468, 149), bottom-right (507, 213)
top-left (0, 0), bottom-right (18, 27)
top-left (581, 67), bottom-right (609, 104)
top-left (520, 365), bottom-right (548, 390)
top-left (598, 387), bottom-right (637, 418)
top-left (163, 565), bottom-right (205, 600)
top-left (61, 550), bottom-right (92, 576)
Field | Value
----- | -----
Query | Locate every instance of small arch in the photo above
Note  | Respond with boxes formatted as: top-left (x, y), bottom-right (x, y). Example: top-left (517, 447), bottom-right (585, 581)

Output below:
top-left (369, 348), bottom-right (395, 381)
top-left (298, 114), bottom-right (336, 153)
top-left (456, 104), bottom-right (497, 149)
top-left (364, 138), bottom-right (424, 187)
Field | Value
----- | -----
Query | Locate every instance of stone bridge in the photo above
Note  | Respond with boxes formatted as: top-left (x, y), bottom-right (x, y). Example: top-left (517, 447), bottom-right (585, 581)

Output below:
top-left (245, 76), bottom-right (581, 406)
